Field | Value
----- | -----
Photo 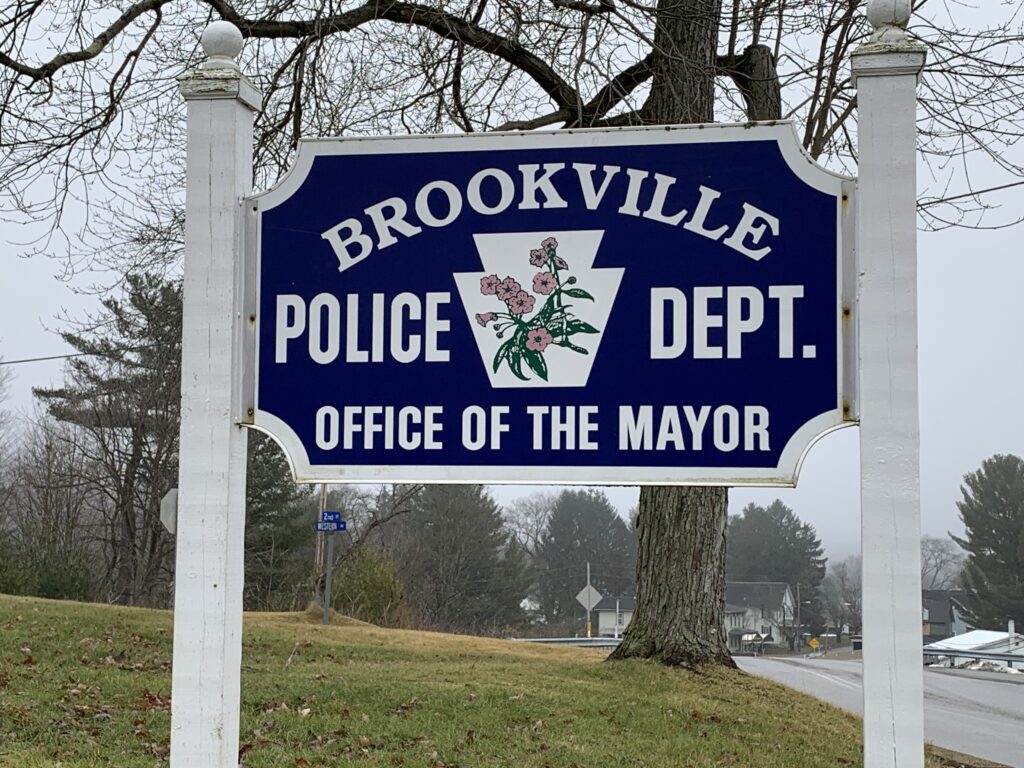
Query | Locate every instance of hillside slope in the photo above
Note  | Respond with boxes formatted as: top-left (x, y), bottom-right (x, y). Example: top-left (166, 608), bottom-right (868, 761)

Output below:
top-left (0, 594), bottom-right (937, 767)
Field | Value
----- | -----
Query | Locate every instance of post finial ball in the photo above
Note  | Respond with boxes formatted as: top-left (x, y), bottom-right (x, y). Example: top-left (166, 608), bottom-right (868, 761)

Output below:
top-left (866, 0), bottom-right (912, 31)
top-left (201, 21), bottom-right (243, 64)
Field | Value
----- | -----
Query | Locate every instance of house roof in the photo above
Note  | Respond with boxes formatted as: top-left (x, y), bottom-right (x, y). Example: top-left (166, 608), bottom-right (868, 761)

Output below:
top-left (594, 596), bottom-right (636, 612)
top-left (725, 582), bottom-right (791, 611)
top-left (921, 590), bottom-right (968, 620)
top-left (924, 630), bottom-right (1024, 653)
top-left (921, 589), bottom-right (967, 604)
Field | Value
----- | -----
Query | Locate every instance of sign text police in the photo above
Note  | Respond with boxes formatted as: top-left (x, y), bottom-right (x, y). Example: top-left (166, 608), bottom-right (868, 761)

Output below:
top-left (249, 125), bottom-right (850, 484)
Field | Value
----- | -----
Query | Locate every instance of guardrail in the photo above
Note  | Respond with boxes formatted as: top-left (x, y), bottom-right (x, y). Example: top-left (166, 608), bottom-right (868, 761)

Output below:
top-left (513, 638), bottom-right (1024, 669)
top-left (511, 637), bottom-right (622, 649)
top-left (924, 649), bottom-right (1023, 669)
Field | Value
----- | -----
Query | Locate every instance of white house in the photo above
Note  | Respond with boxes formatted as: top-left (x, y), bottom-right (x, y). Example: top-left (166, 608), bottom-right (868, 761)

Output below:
top-left (724, 582), bottom-right (796, 653)
top-left (594, 583), bottom-right (796, 651)
top-left (594, 596), bottom-right (634, 637)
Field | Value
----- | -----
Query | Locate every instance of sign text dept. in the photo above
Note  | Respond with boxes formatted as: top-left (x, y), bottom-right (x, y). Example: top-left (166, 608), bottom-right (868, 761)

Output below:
top-left (250, 124), bottom-right (850, 484)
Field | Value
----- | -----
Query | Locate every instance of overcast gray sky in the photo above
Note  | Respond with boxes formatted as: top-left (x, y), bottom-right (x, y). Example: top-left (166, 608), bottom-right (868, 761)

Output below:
top-left (2, 7), bottom-right (1022, 565)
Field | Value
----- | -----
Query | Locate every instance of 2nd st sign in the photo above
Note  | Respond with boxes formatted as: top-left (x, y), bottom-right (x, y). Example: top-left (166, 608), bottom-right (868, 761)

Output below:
top-left (244, 123), bottom-right (856, 486)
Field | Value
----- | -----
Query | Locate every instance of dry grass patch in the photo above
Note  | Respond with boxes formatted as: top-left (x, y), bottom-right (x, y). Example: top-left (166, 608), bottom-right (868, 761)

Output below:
top-left (1, 594), bottom-right (948, 767)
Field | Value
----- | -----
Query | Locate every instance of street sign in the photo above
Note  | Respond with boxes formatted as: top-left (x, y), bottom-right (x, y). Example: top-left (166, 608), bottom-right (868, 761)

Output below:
top-left (314, 521), bottom-right (344, 533)
top-left (576, 585), bottom-right (602, 612)
top-left (809, 637), bottom-right (820, 650)
top-left (160, 488), bottom-right (178, 534)
top-left (321, 510), bottom-right (342, 523)
top-left (247, 123), bottom-right (853, 486)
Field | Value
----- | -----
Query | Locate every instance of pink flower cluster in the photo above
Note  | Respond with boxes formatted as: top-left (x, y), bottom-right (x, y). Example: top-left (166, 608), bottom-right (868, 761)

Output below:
top-left (530, 237), bottom-right (563, 268)
top-left (479, 274), bottom-right (536, 315)
top-left (476, 236), bottom-right (572, 338)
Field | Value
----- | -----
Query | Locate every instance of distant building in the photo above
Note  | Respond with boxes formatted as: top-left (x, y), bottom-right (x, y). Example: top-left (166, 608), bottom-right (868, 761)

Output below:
top-left (923, 629), bottom-right (1024, 669)
top-left (921, 590), bottom-right (972, 643)
top-left (723, 582), bottom-right (795, 653)
top-left (594, 595), bottom-right (634, 637)
top-left (591, 582), bottom-right (797, 651)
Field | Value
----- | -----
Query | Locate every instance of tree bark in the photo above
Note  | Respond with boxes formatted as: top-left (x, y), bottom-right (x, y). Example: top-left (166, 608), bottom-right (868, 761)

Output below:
top-left (639, 0), bottom-right (722, 125)
top-left (728, 44), bottom-right (782, 122)
top-left (610, 0), bottom-right (737, 669)
top-left (610, 487), bottom-right (734, 667)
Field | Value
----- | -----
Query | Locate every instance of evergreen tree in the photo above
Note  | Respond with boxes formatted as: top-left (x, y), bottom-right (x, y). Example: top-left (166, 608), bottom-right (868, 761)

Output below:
top-left (243, 432), bottom-right (317, 610)
top-left (391, 485), bottom-right (531, 633)
top-left (35, 274), bottom-right (182, 605)
top-left (536, 489), bottom-right (637, 631)
top-left (951, 454), bottom-right (1024, 628)
top-left (30, 276), bottom-right (320, 608)
top-left (726, 500), bottom-right (827, 628)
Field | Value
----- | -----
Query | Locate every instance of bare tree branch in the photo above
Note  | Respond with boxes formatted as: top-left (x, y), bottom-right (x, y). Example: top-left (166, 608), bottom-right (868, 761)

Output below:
top-left (0, 0), bottom-right (170, 80)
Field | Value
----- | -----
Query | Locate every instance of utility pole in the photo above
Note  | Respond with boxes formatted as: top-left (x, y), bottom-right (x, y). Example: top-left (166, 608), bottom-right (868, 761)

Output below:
top-left (322, 528), bottom-right (335, 625)
top-left (782, 595), bottom-right (789, 652)
top-left (796, 583), bottom-right (801, 651)
top-left (314, 483), bottom-right (328, 603)
top-left (586, 562), bottom-right (592, 638)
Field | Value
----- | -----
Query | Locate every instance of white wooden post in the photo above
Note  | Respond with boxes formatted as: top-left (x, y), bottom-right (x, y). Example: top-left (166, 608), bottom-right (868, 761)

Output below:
top-left (171, 21), bottom-right (260, 768)
top-left (852, 2), bottom-right (926, 767)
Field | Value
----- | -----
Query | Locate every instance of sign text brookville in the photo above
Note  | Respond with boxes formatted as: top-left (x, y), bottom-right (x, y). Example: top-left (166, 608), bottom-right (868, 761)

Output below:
top-left (250, 124), bottom-right (850, 484)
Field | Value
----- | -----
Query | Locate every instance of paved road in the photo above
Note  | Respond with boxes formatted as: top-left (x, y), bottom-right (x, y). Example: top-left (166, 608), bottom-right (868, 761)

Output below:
top-left (736, 656), bottom-right (1024, 767)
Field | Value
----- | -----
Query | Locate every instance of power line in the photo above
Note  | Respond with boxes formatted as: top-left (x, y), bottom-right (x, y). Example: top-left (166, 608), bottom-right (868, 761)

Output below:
top-left (0, 351), bottom-right (95, 366)
top-left (919, 180), bottom-right (1024, 208)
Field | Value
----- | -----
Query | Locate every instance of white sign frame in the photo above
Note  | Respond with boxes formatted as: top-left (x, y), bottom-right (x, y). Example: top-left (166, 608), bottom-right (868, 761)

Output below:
top-left (242, 123), bottom-right (858, 488)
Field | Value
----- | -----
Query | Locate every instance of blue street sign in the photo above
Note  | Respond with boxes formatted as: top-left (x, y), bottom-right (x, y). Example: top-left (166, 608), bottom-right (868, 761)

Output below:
top-left (314, 521), bottom-right (340, 533)
top-left (321, 510), bottom-right (342, 523)
top-left (248, 124), bottom-right (852, 486)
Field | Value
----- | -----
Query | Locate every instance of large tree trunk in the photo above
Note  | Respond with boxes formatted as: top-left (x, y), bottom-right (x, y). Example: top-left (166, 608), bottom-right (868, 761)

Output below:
top-left (611, 0), bottom-right (765, 669)
top-left (611, 487), bottom-right (734, 667)
top-left (639, 0), bottom-right (722, 124)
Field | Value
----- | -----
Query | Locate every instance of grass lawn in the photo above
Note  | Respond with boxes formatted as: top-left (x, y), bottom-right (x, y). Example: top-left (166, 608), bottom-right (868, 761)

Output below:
top-left (0, 594), bottom-right (948, 767)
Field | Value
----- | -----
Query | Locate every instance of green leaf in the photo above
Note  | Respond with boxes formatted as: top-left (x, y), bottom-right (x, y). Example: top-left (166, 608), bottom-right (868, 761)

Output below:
top-left (537, 295), bottom-right (558, 323)
top-left (567, 319), bottom-right (599, 335)
top-left (562, 288), bottom-right (594, 301)
top-left (523, 349), bottom-right (549, 381)
top-left (492, 338), bottom-right (516, 373)
top-left (563, 341), bottom-right (589, 355)
top-left (507, 348), bottom-right (529, 380)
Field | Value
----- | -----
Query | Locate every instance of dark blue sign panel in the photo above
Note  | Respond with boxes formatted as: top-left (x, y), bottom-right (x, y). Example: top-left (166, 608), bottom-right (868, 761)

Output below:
top-left (249, 124), bottom-right (851, 485)
top-left (321, 511), bottom-right (342, 524)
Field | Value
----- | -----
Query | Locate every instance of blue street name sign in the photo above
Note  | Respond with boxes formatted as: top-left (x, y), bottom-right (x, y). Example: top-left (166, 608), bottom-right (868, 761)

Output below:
top-left (247, 124), bottom-right (853, 486)
top-left (321, 511), bottom-right (342, 524)
top-left (315, 521), bottom-right (345, 533)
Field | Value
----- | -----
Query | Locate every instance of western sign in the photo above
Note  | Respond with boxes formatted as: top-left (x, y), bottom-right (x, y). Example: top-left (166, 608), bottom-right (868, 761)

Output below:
top-left (246, 123), bottom-right (854, 485)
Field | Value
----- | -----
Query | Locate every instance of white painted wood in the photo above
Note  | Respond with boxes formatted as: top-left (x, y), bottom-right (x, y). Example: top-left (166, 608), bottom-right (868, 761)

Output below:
top-left (171, 24), bottom-right (260, 768)
top-left (852, 3), bottom-right (926, 766)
